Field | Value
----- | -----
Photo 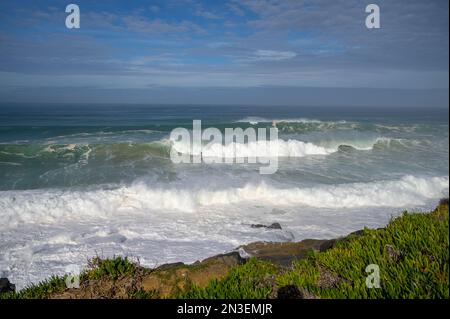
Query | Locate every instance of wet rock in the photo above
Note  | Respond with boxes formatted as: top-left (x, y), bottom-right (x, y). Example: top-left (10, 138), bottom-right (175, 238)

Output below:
top-left (250, 222), bottom-right (282, 230)
top-left (268, 223), bottom-right (282, 230)
top-left (202, 251), bottom-right (246, 266)
top-left (0, 278), bottom-right (15, 294)
top-left (251, 224), bottom-right (267, 229)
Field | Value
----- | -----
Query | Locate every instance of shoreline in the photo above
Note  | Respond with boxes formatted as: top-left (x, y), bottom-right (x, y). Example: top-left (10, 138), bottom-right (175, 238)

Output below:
top-left (1, 198), bottom-right (449, 299)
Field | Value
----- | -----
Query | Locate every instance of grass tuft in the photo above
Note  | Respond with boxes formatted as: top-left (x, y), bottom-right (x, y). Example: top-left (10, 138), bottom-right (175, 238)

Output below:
top-left (1, 276), bottom-right (66, 299)
top-left (177, 258), bottom-right (278, 299)
top-left (82, 256), bottom-right (139, 281)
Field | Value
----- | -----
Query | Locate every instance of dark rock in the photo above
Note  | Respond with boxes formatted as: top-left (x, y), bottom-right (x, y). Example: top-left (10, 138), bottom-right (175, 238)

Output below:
top-left (251, 224), bottom-right (267, 229)
top-left (319, 239), bottom-right (337, 252)
top-left (439, 198), bottom-right (449, 206)
top-left (202, 251), bottom-right (246, 266)
top-left (0, 278), bottom-right (15, 294)
top-left (267, 223), bottom-right (282, 229)
top-left (318, 230), bottom-right (365, 252)
top-left (277, 285), bottom-right (302, 299)
top-left (350, 229), bottom-right (365, 236)
top-left (277, 285), bottom-right (317, 299)
top-left (250, 222), bottom-right (282, 230)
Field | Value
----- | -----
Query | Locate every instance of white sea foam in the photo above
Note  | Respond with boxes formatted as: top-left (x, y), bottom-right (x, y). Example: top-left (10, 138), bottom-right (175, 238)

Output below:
top-left (172, 138), bottom-right (334, 158)
top-left (0, 175), bottom-right (447, 228)
top-left (171, 136), bottom-right (396, 158)
top-left (0, 175), bottom-right (447, 291)
top-left (236, 117), bottom-right (330, 124)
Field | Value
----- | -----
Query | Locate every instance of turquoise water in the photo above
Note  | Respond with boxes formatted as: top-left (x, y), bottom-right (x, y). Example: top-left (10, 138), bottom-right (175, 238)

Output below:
top-left (0, 104), bottom-right (448, 289)
top-left (1, 104), bottom-right (448, 189)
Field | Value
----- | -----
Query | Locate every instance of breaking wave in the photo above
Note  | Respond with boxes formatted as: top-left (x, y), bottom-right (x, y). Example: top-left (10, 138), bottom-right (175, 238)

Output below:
top-left (235, 117), bottom-right (357, 132)
top-left (171, 137), bottom-right (406, 158)
top-left (0, 175), bottom-right (448, 227)
top-left (0, 135), bottom-right (417, 167)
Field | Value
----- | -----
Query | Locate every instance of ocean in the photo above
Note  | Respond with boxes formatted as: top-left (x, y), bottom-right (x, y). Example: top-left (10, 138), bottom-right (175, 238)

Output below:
top-left (0, 104), bottom-right (448, 289)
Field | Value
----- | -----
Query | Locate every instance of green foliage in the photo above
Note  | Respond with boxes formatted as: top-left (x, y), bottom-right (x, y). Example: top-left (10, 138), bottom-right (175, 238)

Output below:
top-left (0, 276), bottom-right (66, 299)
top-left (177, 258), bottom-right (278, 299)
top-left (1, 256), bottom-right (139, 299)
top-left (128, 289), bottom-right (157, 299)
top-left (277, 206), bottom-right (449, 298)
top-left (2, 203), bottom-right (448, 299)
top-left (82, 256), bottom-right (138, 280)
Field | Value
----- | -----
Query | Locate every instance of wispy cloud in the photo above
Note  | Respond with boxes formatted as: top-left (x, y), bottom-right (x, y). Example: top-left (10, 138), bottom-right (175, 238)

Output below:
top-left (253, 50), bottom-right (297, 61)
top-left (0, 0), bottom-right (448, 98)
top-left (122, 16), bottom-right (206, 36)
top-left (227, 3), bottom-right (246, 16)
top-left (195, 9), bottom-right (221, 20)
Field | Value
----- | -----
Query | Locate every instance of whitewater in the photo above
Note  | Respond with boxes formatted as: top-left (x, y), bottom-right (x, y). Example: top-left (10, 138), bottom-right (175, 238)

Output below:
top-left (0, 104), bottom-right (448, 289)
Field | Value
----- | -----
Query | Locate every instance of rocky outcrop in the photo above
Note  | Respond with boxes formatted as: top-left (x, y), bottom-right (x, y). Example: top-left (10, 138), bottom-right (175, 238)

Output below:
top-left (276, 285), bottom-right (318, 299)
top-left (140, 252), bottom-right (245, 298)
top-left (0, 278), bottom-right (15, 294)
top-left (238, 239), bottom-right (337, 267)
top-left (52, 252), bottom-right (245, 299)
top-left (251, 222), bottom-right (282, 230)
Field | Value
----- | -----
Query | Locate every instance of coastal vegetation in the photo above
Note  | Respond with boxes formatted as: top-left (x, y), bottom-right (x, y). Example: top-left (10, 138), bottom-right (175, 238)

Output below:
top-left (1, 199), bottom-right (448, 299)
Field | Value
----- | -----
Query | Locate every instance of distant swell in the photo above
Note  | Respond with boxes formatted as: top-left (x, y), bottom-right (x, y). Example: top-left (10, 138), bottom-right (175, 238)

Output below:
top-left (235, 117), bottom-right (358, 132)
top-left (0, 141), bottom-right (173, 164)
top-left (0, 136), bottom-right (396, 165)
top-left (236, 117), bottom-right (332, 124)
top-left (0, 175), bottom-right (448, 227)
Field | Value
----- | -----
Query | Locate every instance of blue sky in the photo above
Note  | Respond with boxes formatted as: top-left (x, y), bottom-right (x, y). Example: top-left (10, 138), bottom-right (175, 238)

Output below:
top-left (0, 0), bottom-right (448, 106)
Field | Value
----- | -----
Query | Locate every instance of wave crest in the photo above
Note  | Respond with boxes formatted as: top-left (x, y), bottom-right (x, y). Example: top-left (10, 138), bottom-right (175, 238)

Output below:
top-left (0, 175), bottom-right (447, 227)
top-left (171, 137), bottom-right (396, 158)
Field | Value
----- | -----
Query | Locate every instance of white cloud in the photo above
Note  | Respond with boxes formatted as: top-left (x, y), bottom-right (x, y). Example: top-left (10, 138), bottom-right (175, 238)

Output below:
top-left (253, 50), bottom-right (297, 61)
top-left (195, 9), bottom-right (221, 20)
